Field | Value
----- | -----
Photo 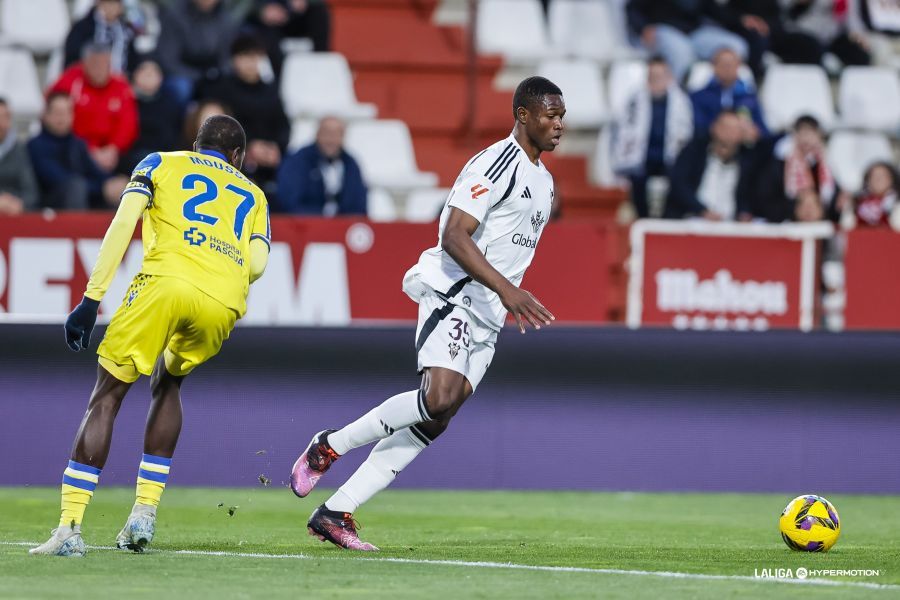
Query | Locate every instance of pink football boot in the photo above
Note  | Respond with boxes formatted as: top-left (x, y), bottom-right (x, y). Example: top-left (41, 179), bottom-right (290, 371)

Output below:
top-left (307, 505), bottom-right (379, 552)
top-left (290, 429), bottom-right (339, 498)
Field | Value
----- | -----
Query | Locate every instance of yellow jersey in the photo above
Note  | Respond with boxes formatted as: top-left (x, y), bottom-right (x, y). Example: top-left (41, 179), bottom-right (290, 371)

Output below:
top-left (123, 149), bottom-right (270, 316)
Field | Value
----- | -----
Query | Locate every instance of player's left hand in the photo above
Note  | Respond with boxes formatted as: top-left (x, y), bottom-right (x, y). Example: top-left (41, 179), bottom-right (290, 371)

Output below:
top-left (65, 297), bottom-right (101, 351)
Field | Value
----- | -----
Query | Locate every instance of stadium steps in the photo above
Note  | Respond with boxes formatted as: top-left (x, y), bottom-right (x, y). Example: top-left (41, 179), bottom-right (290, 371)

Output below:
top-left (330, 0), bottom-right (624, 220)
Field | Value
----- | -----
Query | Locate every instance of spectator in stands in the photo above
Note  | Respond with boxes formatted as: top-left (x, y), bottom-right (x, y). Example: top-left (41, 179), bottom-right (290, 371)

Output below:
top-left (245, 0), bottom-right (331, 75)
top-left (612, 57), bottom-right (693, 219)
top-left (0, 99), bottom-right (39, 215)
top-left (719, 0), bottom-right (823, 76)
top-left (183, 99), bottom-right (232, 148)
top-left (276, 116), bottom-right (367, 216)
top-left (48, 42), bottom-right (139, 175)
top-left (64, 0), bottom-right (139, 75)
top-left (667, 110), bottom-right (755, 221)
top-left (28, 93), bottom-right (123, 210)
top-left (157, 0), bottom-right (239, 105)
top-left (119, 59), bottom-right (184, 174)
top-left (785, 0), bottom-right (871, 66)
top-left (755, 115), bottom-right (844, 223)
top-left (841, 161), bottom-right (900, 230)
top-left (200, 34), bottom-right (290, 195)
top-left (690, 48), bottom-right (767, 143)
top-left (626, 0), bottom-right (749, 83)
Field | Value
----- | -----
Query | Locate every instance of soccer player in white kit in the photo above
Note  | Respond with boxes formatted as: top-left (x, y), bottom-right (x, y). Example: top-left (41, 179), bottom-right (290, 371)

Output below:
top-left (291, 77), bottom-right (565, 550)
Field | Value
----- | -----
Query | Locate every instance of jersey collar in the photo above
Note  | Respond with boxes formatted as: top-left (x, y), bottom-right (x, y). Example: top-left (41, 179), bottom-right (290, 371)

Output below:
top-left (198, 148), bottom-right (227, 161)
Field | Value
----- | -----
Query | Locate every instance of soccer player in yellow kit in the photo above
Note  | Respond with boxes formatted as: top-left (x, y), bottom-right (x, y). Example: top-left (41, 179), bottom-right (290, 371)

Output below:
top-left (30, 115), bottom-right (270, 557)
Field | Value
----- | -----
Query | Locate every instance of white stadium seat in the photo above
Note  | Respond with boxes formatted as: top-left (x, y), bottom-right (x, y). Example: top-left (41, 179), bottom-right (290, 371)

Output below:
top-left (838, 67), bottom-right (900, 132)
top-left (685, 61), bottom-right (755, 92)
top-left (287, 118), bottom-right (317, 152)
top-left (827, 131), bottom-right (894, 192)
top-left (590, 125), bottom-right (618, 187)
top-left (761, 64), bottom-right (835, 132)
top-left (477, 0), bottom-right (553, 64)
top-left (344, 119), bottom-right (439, 191)
top-left (404, 188), bottom-right (449, 222)
top-left (607, 60), bottom-right (647, 118)
top-left (280, 52), bottom-right (377, 120)
top-left (0, 48), bottom-right (44, 119)
top-left (367, 188), bottom-right (398, 222)
top-left (537, 58), bottom-right (606, 128)
top-left (44, 46), bottom-right (65, 87)
top-left (548, 0), bottom-right (625, 63)
top-left (72, 0), bottom-right (93, 19)
top-left (0, 0), bottom-right (70, 53)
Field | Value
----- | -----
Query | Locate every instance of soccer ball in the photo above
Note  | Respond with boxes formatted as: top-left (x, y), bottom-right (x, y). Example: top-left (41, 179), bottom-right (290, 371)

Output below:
top-left (779, 495), bottom-right (841, 552)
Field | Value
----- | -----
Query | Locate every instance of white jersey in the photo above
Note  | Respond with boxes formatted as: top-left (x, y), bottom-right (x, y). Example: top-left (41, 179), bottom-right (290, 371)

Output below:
top-left (403, 133), bottom-right (554, 331)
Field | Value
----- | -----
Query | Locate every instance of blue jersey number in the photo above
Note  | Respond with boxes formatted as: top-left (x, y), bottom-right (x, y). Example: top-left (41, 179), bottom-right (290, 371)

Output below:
top-left (182, 174), bottom-right (256, 240)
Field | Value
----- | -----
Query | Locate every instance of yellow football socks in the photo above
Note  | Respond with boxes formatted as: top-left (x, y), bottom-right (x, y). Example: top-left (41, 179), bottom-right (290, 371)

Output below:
top-left (60, 460), bottom-right (101, 528)
top-left (136, 454), bottom-right (171, 507)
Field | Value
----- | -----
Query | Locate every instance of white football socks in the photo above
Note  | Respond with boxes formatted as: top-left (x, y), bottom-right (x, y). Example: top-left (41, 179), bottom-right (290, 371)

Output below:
top-left (325, 427), bottom-right (429, 514)
top-left (327, 390), bottom-right (429, 456)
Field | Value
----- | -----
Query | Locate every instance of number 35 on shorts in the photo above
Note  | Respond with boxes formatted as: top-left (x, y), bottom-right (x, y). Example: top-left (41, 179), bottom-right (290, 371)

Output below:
top-left (447, 316), bottom-right (470, 361)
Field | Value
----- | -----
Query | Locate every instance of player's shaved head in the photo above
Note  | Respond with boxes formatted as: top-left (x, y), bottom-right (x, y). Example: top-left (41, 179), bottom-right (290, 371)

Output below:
top-left (512, 76), bottom-right (563, 119)
top-left (195, 114), bottom-right (247, 168)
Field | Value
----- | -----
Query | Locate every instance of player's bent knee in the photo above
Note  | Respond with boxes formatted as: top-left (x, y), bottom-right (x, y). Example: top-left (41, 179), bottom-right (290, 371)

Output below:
top-left (424, 385), bottom-right (466, 421)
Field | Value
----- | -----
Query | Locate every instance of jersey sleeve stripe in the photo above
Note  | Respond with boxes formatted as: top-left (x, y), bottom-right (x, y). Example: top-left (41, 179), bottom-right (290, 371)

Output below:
top-left (121, 186), bottom-right (152, 199)
top-left (250, 233), bottom-right (271, 250)
top-left (489, 150), bottom-right (519, 183)
top-left (484, 143), bottom-right (514, 179)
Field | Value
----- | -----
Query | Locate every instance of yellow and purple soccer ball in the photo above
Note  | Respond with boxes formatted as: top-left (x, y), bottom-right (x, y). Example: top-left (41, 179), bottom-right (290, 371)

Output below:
top-left (779, 495), bottom-right (841, 552)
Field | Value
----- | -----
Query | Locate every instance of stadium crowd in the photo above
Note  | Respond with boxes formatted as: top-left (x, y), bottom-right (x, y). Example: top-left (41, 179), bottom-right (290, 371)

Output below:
top-left (0, 0), bottom-right (898, 231)
top-left (614, 0), bottom-right (900, 230)
top-left (0, 0), bottom-right (366, 217)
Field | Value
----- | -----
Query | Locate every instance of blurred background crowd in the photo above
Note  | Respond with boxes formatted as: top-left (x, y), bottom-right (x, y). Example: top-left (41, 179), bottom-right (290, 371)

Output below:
top-left (0, 0), bottom-right (899, 234)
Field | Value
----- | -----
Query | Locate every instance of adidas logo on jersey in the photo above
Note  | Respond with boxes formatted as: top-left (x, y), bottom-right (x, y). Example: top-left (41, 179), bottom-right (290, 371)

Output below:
top-left (520, 186), bottom-right (532, 199)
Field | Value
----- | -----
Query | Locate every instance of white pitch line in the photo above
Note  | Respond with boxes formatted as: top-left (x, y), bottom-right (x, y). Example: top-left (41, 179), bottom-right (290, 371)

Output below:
top-left (3, 541), bottom-right (897, 591)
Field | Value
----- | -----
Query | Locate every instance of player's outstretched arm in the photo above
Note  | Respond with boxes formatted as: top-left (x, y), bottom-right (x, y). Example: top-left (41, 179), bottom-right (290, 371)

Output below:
top-left (64, 191), bottom-right (145, 351)
top-left (441, 207), bottom-right (554, 334)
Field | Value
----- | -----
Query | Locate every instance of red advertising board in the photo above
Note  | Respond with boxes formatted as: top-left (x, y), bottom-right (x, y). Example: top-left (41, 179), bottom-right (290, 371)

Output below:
top-left (0, 214), bottom-right (610, 326)
top-left (844, 229), bottom-right (900, 330)
top-left (628, 221), bottom-right (833, 331)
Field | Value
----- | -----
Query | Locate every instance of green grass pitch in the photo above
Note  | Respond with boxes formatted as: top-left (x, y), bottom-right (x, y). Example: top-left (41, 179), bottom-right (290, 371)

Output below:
top-left (2, 487), bottom-right (900, 599)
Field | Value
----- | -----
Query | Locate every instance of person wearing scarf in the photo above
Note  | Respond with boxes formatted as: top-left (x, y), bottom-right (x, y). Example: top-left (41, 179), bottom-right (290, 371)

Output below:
top-left (842, 161), bottom-right (900, 231)
top-left (64, 0), bottom-right (138, 75)
top-left (782, 115), bottom-right (838, 222)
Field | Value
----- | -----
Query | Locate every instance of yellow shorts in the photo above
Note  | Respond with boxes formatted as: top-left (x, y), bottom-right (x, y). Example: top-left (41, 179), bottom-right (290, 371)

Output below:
top-left (97, 273), bottom-right (238, 383)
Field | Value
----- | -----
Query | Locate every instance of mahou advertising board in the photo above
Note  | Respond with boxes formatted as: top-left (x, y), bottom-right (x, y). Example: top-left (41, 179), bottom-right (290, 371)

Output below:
top-left (627, 220), bottom-right (833, 332)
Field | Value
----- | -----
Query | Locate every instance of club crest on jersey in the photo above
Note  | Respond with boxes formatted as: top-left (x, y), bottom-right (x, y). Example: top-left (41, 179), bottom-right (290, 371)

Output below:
top-left (448, 342), bottom-right (460, 360)
top-left (531, 211), bottom-right (546, 233)
top-left (471, 184), bottom-right (489, 200)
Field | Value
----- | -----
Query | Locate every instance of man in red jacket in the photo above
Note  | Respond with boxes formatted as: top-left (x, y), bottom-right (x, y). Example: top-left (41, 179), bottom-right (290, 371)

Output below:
top-left (48, 42), bottom-right (138, 175)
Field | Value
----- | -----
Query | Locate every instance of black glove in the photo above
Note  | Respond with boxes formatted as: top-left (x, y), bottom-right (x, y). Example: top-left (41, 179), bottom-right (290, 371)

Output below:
top-left (65, 296), bottom-right (100, 351)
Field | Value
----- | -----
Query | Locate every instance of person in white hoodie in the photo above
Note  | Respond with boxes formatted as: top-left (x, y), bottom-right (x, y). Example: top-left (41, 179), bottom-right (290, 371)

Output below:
top-left (612, 57), bottom-right (694, 218)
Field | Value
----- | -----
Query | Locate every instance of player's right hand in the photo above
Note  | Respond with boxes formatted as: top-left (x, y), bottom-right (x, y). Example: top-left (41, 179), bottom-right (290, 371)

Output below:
top-left (500, 286), bottom-right (554, 334)
top-left (64, 297), bottom-right (101, 351)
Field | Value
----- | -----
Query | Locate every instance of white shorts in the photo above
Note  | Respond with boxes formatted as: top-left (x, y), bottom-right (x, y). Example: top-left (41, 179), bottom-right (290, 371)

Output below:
top-left (414, 290), bottom-right (497, 391)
